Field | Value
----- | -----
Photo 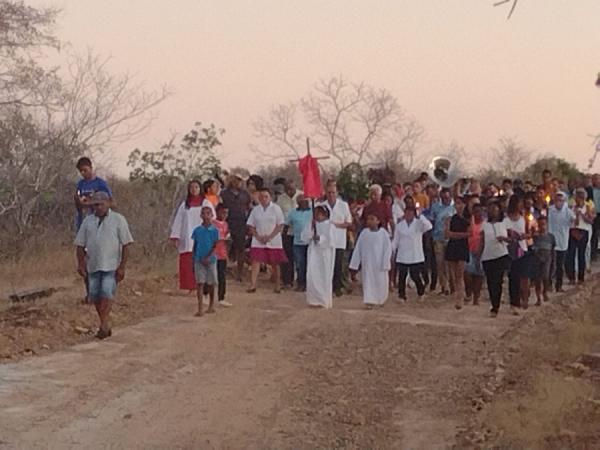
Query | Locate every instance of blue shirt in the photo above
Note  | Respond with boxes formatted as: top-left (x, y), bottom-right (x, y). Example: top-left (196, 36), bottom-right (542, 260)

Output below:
top-left (191, 224), bottom-right (219, 263)
top-left (76, 177), bottom-right (112, 229)
top-left (285, 208), bottom-right (313, 245)
top-left (430, 201), bottom-right (455, 242)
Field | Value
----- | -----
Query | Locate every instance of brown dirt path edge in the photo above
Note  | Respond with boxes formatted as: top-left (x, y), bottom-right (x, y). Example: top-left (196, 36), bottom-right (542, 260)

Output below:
top-left (0, 277), bottom-right (581, 450)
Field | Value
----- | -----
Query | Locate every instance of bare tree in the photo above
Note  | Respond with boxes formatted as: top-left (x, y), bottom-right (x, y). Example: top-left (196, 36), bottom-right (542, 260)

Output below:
top-left (253, 76), bottom-right (424, 170)
top-left (484, 137), bottom-right (533, 178)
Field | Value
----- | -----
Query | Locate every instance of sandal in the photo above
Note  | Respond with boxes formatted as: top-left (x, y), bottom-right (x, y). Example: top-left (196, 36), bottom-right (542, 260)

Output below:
top-left (246, 288), bottom-right (257, 293)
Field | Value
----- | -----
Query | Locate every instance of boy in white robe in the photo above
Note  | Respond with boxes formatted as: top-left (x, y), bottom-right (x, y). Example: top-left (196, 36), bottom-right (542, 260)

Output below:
top-left (349, 213), bottom-right (393, 308)
top-left (305, 206), bottom-right (336, 308)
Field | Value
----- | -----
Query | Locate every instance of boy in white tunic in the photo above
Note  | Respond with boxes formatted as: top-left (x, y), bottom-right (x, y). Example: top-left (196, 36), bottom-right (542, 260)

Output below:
top-left (349, 213), bottom-right (392, 308)
top-left (306, 206), bottom-right (336, 308)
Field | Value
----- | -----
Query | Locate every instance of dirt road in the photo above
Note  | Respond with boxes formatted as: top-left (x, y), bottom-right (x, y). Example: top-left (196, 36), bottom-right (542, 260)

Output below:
top-left (0, 279), bottom-right (577, 449)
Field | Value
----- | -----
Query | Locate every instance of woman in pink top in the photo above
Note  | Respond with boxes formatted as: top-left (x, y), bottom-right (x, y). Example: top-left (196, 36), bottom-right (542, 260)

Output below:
top-left (464, 203), bottom-right (485, 305)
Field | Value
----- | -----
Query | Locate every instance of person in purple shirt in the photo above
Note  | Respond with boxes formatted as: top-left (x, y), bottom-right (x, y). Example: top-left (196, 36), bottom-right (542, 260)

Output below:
top-left (75, 157), bottom-right (112, 231)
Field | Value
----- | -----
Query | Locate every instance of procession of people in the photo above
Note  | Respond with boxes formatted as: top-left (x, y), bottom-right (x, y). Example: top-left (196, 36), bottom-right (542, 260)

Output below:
top-left (74, 155), bottom-right (600, 338)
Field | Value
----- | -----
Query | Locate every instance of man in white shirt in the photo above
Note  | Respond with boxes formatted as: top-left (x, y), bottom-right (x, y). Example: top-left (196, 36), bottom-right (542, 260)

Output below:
top-left (317, 182), bottom-right (353, 297)
top-left (276, 180), bottom-right (303, 288)
top-left (392, 206), bottom-right (433, 301)
top-left (548, 192), bottom-right (575, 292)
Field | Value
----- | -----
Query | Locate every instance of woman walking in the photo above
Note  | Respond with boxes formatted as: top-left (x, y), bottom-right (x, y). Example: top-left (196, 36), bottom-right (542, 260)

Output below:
top-left (464, 203), bottom-right (485, 305)
top-left (481, 202), bottom-right (510, 317)
top-left (503, 195), bottom-right (530, 313)
top-left (246, 188), bottom-right (287, 293)
top-left (444, 196), bottom-right (470, 310)
top-left (566, 188), bottom-right (595, 284)
top-left (170, 180), bottom-right (205, 292)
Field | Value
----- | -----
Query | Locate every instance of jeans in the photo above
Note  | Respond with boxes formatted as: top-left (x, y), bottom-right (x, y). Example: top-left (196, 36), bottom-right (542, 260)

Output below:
top-left (281, 233), bottom-right (295, 286)
top-left (554, 250), bottom-right (566, 290)
top-left (566, 230), bottom-right (589, 282)
top-left (397, 263), bottom-right (425, 298)
top-left (217, 259), bottom-right (227, 301)
top-left (333, 249), bottom-right (345, 292)
top-left (293, 244), bottom-right (308, 289)
top-left (482, 256), bottom-right (509, 313)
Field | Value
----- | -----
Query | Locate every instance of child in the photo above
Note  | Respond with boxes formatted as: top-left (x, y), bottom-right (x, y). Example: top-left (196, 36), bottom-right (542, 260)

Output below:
top-left (305, 206), bottom-right (336, 308)
top-left (532, 216), bottom-right (556, 305)
top-left (75, 157), bottom-right (112, 231)
top-left (349, 213), bottom-right (392, 308)
top-left (214, 204), bottom-right (232, 307)
top-left (191, 206), bottom-right (220, 316)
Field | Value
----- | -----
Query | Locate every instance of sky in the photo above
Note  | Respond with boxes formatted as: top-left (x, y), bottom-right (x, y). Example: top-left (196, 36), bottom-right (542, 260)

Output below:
top-left (32, 0), bottom-right (600, 177)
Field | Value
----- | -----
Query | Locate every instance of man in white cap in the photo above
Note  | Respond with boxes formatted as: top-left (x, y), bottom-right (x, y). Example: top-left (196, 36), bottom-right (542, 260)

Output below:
top-left (75, 191), bottom-right (133, 339)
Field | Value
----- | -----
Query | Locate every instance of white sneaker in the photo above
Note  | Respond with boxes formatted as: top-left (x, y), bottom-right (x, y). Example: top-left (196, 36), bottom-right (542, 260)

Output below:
top-left (219, 300), bottom-right (233, 307)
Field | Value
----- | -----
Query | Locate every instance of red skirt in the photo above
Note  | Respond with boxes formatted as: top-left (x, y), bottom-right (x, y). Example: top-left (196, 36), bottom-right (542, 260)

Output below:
top-left (249, 247), bottom-right (288, 265)
top-left (179, 252), bottom-right (196, 290)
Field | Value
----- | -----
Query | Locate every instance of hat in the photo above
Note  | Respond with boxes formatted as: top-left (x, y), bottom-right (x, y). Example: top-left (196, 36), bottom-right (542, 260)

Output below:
top-left (230, 172), bottom-right (245, 180)
top-left (90, 191), bottom-right (110, 204)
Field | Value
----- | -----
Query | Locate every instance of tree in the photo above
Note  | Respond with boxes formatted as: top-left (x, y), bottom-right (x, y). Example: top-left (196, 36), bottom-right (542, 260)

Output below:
top-left (519, 156), bottom-right (583, 183)
top-left (484, 137), bottom-right (533, 179)
top-left (0, 2), bottom-right (170, 257)
top-left (253, 76), bottom-right (425, 170)
top-left (127, 123), bottom-right (224, 183)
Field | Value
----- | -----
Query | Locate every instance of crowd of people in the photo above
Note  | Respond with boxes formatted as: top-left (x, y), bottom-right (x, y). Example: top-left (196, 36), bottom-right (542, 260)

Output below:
top-left (73, 155), bottom-right (600, 338)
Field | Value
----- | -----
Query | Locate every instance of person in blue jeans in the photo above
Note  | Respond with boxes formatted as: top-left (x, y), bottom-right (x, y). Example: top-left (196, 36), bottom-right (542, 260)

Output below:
top-left (75, 192), bottom-right (133, 339)
top-left (285, 195), bottom-right (313, 291)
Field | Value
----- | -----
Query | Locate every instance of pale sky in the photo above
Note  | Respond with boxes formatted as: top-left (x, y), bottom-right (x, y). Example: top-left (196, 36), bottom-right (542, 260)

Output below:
top-left (34, 0), bottom-right (600, 176)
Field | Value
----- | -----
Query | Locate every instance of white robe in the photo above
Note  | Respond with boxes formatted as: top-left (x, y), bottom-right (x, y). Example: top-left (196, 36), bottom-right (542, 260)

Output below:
top-left (169, 203), bottom-right (203, 253)
top-left (349, 227), bottom-right (392, 305)
top-left (305, 220), bottom-right (336, 308)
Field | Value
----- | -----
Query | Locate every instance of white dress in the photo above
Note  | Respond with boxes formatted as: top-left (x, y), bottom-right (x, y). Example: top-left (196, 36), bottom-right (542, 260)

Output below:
top-left (169, 202), bottom-right (203, 254)
top-left (305, 220), bottom-right (336, 308)
top-left (349, 228), bottom-right (392, 305)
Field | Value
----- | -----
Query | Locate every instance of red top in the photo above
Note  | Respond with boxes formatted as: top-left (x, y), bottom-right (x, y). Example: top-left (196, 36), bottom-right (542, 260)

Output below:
top-left (188, 195), bottom-right (203, 208)
top-left (468, 219), bottom-right (483, 253)
top-left (213, 219), bottom-right (229, 260)
top-left (361, 200), bottom-right (393, 229)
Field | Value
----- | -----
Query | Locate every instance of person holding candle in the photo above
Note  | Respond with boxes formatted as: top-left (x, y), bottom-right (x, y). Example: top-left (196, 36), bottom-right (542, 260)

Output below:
top-left (566, 188), bottom-right (595, 284)
top-left (503, 195), bottom-right (530, 312)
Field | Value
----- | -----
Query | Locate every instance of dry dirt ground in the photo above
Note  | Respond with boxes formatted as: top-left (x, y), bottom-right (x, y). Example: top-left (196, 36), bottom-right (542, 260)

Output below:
top-left (1, 266), bottom-right (599, 449)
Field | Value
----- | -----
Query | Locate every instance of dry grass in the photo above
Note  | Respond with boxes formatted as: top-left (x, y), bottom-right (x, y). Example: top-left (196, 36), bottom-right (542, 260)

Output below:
top-left (485, 283), bottom-right (600, 449)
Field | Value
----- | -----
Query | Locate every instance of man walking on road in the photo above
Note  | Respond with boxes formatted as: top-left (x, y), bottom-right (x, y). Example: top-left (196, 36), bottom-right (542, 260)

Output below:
top-left (75, 192), bottom-right (133, 339)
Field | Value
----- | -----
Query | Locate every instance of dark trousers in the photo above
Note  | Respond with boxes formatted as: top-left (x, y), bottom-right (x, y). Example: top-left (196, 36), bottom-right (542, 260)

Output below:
top-left (554, 250), bottom-right (566, 290)
top-left (217, 259), bottom-right (227, 301)
top-left (592, 215), bottom-right (600, 261)
top-left (422, 231), bottom-right (437, 290)
top-left (566, 231), bottom-right (589, 282)
top-left (293, 244), bottom-right (308, 289)
top-left (333, 249), bottom-right (345, 292)
top-left (483, 256), bottom-right (508, 313)
top-left (508, 260), bottom-right (522, 307)
top-left (397, 263), bottom-right (425, 298)
top-left (281, 233), bottom-right (295, 286)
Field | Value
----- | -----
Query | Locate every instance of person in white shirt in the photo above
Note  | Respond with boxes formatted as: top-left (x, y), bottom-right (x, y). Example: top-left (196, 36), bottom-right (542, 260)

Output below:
top-left (349, 212), bottom-right (393, 307)
top-left (305, 206), bottom-right (336, 308)
top-left (316, 183), bottom-right (353, 296)
top-left (480, 202), bottom-right (510, 317)
top-left (392, 206), bottom-right (432, 301)
top-left (548, 192), bottom-right (575, 292)
top-left (246, 188), bottom-right (287, 293)
top-left (503, 195), bottom-right (530, 313)
top-left (566, 188), bottom-right (595, 283)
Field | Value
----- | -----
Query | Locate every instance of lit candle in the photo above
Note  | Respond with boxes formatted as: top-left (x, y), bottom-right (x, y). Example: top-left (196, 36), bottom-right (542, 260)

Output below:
top-left (528, 213), bottom-right (534, 222)
top-left (499, 189), bottom-right (504, 196)
top-left (415, 202), bottom-right (420, 208)
top-left (545, 194), bottom-right (551, 205)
